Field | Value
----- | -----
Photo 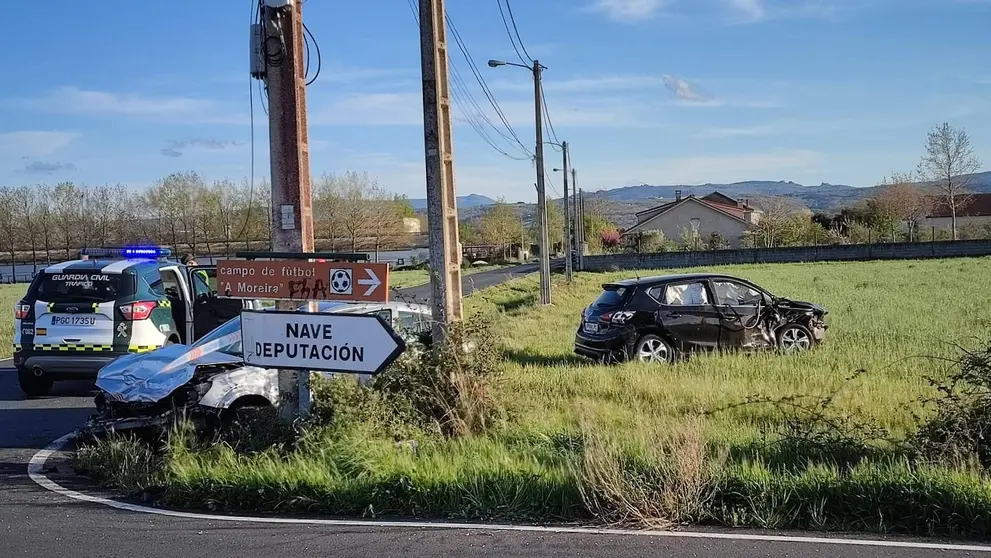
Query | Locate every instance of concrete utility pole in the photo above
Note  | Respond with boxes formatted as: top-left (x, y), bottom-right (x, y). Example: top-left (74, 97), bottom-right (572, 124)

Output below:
top-left (260, 0), bottom-right (314, 420)
top-left (572, 168), bottom-right (579, 270)
top-left (532, 60), bottom-right (551, 305)
top-left (577, 187), bottom-right (586, 271)
top-left (419, 0), bottom-right (463, 342)
top-left (560, 141), bottom-right (573, 282)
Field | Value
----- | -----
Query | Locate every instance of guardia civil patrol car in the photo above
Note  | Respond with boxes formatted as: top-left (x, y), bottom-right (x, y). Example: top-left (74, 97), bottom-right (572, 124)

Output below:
top-left (13, 247), bottom-right (255, 396)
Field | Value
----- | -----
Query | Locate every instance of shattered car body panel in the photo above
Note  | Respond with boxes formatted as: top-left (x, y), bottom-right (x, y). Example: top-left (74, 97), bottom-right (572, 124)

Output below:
top-left (86, 317), bottom-right (277, 435)
top-left (574, 273), bottom-right (829, 362)
top-left (96, 345), bottom-right (244, 404)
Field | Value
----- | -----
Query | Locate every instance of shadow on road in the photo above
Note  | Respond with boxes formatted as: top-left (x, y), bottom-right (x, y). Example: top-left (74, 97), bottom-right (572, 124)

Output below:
top-left (0, 408), bottom-right (93, 449)
top-left (0, 374), bottom-right (96, 402)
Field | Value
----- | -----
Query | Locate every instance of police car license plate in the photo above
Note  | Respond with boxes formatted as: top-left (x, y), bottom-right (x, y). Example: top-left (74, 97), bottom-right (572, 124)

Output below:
top-left (52, 315), bottom-right (96, 326)
top-left (583, 322), bottom-right (599, 333)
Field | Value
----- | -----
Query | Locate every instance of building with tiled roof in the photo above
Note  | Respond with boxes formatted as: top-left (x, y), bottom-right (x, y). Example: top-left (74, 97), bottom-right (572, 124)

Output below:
top-left (622, 191), bottom-right (762, 247)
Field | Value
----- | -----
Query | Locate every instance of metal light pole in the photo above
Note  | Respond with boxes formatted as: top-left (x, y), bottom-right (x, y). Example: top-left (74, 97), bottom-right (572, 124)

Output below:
top-left (488, 58), bottom-right (551, 305)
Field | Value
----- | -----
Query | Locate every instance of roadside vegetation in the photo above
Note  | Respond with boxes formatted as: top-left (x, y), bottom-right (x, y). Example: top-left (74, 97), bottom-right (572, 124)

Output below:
top-left (75, 257), bottom-right (991, 538)
top-left (0, 284), bottom-right (25, 358)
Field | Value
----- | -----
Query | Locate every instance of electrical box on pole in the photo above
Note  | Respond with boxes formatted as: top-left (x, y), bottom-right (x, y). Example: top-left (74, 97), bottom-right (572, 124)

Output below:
top-left (250, 23), bottom-right (265, 79)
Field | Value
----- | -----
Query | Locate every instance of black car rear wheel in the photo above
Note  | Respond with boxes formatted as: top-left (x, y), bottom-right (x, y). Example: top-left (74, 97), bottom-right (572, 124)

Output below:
top-left (18, 367), bottom-right (54, 397)
top-left (777, 323), bottom-right (815, 352)
top-left (632, 334), bottom-right (675, 364)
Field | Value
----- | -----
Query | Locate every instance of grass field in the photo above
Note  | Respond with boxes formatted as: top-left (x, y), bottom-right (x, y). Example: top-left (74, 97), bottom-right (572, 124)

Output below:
top-left (0, 284), bottom-right (25, 359)
top-left (390, 263), bottom-right (515, 289)
top-left (77, 257), bottom-right (991, 535)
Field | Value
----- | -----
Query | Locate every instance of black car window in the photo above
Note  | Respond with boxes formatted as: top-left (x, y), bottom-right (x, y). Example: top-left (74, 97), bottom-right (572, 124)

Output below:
top-left (593, 286), bottom-right (628, 307)
top-left (711, 280), bottom-right (763, 307)
top-left (662, 282), bottom-right (710, 306)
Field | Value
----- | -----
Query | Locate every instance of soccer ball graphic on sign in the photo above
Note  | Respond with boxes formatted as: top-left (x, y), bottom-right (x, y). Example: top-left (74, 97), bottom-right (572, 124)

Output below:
top-left (329, 269), bottom-right (353, 295)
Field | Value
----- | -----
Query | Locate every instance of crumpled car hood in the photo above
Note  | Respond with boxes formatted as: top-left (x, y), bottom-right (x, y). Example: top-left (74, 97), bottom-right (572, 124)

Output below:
top-left (775, 298), bottom-right (828, 316)
top-left (96, 345), bottom-right (242, 404)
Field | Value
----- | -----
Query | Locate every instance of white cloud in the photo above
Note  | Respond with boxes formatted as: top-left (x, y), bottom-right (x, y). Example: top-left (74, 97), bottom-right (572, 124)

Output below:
top-left (587, 0), bottom-right (670, 22)
top-left (0, 130), bottom-right (79, 158)
top-left (12, 87), bottom-right (244, 124)
top-left (311, 93), bottom-right (424, 126)
top-left (160, 137), bottom-right (241, 158)
top-left (726, 0), bottom-right (766, 22)
top-left (662, 74), bottom-right (715, 103)
top-left (577, 149), bottom-right (826, 187)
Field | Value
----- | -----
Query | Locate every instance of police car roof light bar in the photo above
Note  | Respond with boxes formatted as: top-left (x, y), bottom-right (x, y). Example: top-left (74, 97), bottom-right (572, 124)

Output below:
top-left (80, 247), bottom-right (173, 260)
top-left (233, 251), bottom-right (369, 262)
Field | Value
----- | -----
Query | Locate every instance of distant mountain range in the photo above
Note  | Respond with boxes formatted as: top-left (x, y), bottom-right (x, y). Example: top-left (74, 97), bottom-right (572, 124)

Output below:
top-left (409, 194), bottom-right (495, 211)
top-left (585, 171), bottom-right (991, 213)
top-left (414, 171), bottom-right (991, 228)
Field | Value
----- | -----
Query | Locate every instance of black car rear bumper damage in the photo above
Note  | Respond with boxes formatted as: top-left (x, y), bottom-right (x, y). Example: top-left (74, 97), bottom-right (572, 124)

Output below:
top-left (574, 327), bottom-right (636, 360)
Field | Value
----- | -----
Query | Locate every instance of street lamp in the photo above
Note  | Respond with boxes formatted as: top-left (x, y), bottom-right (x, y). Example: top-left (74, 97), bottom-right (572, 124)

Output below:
top-left (488, 57), bottom-right (552, 305)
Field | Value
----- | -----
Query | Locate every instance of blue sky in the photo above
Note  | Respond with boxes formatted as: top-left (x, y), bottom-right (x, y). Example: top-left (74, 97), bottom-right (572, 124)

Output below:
top-left (1, 0), bottom-right (989, 202)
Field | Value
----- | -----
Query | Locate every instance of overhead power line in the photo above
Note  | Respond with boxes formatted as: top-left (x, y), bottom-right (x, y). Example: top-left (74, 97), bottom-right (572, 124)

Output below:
top-left (504, 1), bottom-right (534, 64)
top-left (497, 0), bottom-right (530, 65)
top-left (406, 0), bottom-right (533, 161)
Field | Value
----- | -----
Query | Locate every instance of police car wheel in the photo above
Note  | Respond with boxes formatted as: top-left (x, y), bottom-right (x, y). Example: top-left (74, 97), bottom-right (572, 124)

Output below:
top-left (17, 367), bottom-right (54, 397)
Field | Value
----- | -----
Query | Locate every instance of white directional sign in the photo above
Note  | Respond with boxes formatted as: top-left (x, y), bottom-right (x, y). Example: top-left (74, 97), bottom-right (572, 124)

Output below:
top-left (240, 310), bottom-right (406, 374)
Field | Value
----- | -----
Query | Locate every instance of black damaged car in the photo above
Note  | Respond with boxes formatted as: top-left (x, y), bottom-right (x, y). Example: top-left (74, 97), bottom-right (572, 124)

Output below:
top-left (574, 273), bottom-right (828, 364)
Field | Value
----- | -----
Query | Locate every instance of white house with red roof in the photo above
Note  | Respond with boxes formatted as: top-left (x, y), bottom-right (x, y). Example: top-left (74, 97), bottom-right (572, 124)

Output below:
top-left (621, 191), bottom-right (762, 247)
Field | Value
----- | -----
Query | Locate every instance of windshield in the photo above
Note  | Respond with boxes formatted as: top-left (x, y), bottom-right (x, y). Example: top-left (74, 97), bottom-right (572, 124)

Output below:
top-left (192, 316), bottom-right (243, 356)
top-left (34, 271), bottom-right (133, 303)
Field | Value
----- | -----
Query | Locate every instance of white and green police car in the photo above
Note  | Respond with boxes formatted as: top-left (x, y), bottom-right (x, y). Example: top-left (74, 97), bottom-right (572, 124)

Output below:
top-left (13, 247), bottom-right (255, 397)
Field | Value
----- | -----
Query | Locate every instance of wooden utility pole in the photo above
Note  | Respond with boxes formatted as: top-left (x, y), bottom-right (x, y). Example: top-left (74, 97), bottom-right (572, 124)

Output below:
top-left (561, 141), bottom-right (572, 282)
top-left (261, 0), bottom-right (314, 420)
top-left (532, 60), bottom-right (551, 305)
top-left (419, 0), bottom-right (463, 343)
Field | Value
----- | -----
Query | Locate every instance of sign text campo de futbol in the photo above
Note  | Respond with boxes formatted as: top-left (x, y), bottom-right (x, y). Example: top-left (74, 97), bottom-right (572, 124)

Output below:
top-left (216, 260), bottom-right (390, 302)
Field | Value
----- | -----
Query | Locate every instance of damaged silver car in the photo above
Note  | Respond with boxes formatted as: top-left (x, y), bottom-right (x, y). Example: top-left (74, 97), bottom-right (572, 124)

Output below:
top-left (85, 301), bottom-right (432, 435)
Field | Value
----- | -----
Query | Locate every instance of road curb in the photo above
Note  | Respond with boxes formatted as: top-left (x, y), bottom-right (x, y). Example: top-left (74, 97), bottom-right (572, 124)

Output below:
top-left (26, 433), bottom-right (991, 553)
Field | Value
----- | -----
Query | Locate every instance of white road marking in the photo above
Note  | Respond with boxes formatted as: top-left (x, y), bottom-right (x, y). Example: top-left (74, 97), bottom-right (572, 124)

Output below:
top-left (27, 433), bottom-right (991, 553)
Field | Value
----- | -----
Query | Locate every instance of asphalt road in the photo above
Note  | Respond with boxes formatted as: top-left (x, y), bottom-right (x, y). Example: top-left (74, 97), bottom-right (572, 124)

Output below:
top-left (394, 263), bottom-right (539, 302)
top-left (1, 262), bottom-right (989, 556)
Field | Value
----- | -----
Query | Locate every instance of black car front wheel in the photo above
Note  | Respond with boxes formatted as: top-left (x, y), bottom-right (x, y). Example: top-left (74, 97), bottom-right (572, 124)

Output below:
top-left (632, 334), bottom-right (675, 364)
top-left (777, 323), bottom-right (815, 352)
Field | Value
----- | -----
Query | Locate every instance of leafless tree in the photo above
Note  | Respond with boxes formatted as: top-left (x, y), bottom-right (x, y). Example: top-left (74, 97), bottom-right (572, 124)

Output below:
top-left (53, 182), bottom-right (85, 259)
top-left (872, 174), bottom-right (932, 241)
top-left (917, 122), bottom-right (981, 240)
top-left (0, 186), bottom-right (19, 278)
top-left (750, 196), bottom-right (807, 247)
top-left (332, 171), bottom-right (405, 253)
top-left (208, 179), bottom-right (246, 257)
top-left (479, 199), bottom-right (520, 257)
top-left (34, 185), bottom-right (56, 265)
top-left (314, 173), bottom-right (345, 250)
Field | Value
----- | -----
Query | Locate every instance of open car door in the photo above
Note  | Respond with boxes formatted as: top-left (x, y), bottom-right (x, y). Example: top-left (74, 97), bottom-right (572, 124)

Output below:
top-left (186, 266), bottom-right (246, 343)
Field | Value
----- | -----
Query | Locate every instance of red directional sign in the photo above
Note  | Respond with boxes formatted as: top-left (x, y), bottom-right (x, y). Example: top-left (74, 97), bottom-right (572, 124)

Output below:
top-left (216, 260), bottom-right (390, 302)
